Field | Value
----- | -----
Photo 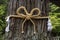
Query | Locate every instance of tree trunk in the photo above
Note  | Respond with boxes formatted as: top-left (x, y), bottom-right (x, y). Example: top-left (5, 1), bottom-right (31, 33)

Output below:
top-left (5, 0), bottom-right (49, 40)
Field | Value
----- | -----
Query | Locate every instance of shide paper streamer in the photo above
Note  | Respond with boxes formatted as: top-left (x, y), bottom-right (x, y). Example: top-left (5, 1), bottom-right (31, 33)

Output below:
top-left (47, 19), bottom-right (52, 31)
top-left (5, 16), bottom-right (10, 32)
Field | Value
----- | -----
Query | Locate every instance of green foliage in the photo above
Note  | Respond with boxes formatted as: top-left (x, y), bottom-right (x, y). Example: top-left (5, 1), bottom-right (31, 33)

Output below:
top-left (0, 4), bottom-right (6, 32)
top-left (49, 3), bottom-right (60, 32)
top-left (0, 0), bottom-right (8, 40)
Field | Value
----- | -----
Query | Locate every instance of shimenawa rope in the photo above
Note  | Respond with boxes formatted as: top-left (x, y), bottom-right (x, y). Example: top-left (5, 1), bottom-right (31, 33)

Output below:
top-left (6, 6), bottom-right (48, 34)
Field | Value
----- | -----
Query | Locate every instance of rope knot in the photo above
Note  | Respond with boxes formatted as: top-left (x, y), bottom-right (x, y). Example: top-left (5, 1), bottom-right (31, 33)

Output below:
top-left (26, 14), bottom-right (31, 20)
top-left (16, 6), bottom-right (41, 34)
top-left (8, 6), bottom-right (48, 34)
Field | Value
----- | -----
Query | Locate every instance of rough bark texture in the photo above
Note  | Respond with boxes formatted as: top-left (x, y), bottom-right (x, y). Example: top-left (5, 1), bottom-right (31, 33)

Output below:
top-left (5, 0), bottom-right (49, 40)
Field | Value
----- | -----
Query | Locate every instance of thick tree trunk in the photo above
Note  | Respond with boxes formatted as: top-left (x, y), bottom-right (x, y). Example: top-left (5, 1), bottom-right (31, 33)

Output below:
top-left (5, 0), bottom-right (49, 40)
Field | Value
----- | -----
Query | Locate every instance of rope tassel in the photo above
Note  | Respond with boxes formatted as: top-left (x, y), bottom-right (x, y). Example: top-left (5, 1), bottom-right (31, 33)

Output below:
top-left (6, 6), bottom-right (48, 34)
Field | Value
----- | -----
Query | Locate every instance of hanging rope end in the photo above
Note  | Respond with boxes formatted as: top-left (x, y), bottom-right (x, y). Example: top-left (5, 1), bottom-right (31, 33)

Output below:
top-left (21, 31), bottom-right (24, 33)
top-left (34, 32), bottom-right (36, 34)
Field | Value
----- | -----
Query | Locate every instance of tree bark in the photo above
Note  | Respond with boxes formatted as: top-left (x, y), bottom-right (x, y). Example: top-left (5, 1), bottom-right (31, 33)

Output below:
top-left (5, 0), bottom-right (49, 40)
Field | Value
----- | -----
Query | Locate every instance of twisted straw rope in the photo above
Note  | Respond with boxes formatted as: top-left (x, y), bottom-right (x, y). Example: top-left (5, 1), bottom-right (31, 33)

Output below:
top-left (8, 6), bottom-right (48, 34)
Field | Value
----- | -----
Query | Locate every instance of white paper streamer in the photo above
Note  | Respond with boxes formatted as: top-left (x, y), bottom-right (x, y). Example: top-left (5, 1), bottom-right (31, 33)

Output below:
top-left (47, 19), bottom-right (52, 31)
top-left (5, 16), bottom-right (10, 32)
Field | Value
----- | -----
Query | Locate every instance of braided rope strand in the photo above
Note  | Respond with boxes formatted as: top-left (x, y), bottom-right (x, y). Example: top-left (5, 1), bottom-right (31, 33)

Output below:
top-left (8, 6), bottom-right (48, 34)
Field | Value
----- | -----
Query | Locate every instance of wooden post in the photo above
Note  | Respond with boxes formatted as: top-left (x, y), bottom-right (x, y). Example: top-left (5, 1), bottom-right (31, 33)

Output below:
top-left (5, 0), bottom-right (49, 40)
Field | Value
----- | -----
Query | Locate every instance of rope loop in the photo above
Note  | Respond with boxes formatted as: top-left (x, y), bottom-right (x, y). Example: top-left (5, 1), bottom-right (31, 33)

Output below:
top-left (8, 6), bottom-right (48, 34)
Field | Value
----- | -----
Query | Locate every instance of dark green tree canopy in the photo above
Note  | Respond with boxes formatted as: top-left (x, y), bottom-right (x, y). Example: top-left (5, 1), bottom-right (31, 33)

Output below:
top-left (50, 0), bottom-right (60, 7)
